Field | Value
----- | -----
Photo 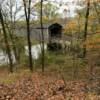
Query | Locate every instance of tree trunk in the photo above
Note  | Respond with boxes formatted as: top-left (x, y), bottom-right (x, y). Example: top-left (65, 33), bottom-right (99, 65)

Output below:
top-left (0, 8), bottom-right (13, 73)
top-left (40, 0), bottom-right (45, 72)
top-left (5, 23), bottom-right (20, 64)
top-left (23, 0), bottom-right (33, 72)
top-left (9, 0), bottom-right (20, 64)
top-left (83, 0), bottom-right (90, 57)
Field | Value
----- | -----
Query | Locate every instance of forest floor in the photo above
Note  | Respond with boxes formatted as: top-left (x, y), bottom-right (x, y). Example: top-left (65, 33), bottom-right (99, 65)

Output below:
top-left (0, 69), bottom-right (100, 100)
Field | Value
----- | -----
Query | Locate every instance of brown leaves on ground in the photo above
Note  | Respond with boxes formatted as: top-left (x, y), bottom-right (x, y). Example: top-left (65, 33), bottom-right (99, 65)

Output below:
top-left (0, 72), bottom-right (100, 100)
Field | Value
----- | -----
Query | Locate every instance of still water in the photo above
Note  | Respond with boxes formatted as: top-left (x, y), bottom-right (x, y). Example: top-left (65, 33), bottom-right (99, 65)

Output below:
top-left (0, 44), bottom-right (47, 65)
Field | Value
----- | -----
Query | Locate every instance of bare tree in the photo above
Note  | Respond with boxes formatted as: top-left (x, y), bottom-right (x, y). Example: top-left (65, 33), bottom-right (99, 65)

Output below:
top-left (1, 0), bottom-right (23, 66)
top-left (23, 0), bottom-right (33, 72)
top-left (83, 0), bottom-right (90, 57)
top-left (40, 0), bottom-right (44, 72)
top-left (0, 7), bottom-right (13, 72)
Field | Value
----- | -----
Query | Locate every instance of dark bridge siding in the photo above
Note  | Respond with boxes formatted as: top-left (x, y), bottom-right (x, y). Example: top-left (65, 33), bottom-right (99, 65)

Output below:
top-left (48, 23), bottom-right (62, 40)
top-left (48, 23), bottom-right (63, 51)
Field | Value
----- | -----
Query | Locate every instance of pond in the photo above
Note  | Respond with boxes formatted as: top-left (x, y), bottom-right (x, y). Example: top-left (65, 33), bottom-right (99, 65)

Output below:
top-left (0, 44), bottom-right (47, 65)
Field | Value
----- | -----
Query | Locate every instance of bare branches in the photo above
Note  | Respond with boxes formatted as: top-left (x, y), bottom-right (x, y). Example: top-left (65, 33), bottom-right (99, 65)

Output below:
top-left (0, 7), bottom-right (13, 72)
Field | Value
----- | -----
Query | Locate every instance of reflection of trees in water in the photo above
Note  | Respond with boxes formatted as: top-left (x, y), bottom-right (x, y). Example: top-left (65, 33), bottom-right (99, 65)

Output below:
top-left (0, 50), bottom-right (16, 65)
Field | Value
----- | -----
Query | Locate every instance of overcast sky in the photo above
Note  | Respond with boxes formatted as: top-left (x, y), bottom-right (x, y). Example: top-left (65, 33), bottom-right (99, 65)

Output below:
top-left (59, 0), bottom-right (78, 17)
top-left (0, 0), bottom-right (80, 19)
top-left (16, 0), bottom-right (79, 19)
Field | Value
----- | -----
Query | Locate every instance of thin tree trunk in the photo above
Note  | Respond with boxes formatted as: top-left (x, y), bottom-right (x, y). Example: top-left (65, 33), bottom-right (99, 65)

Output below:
top-left (83, 0), bottom-right (90, 57)
top-left (6, 23), bottom-right (19, 64)
top-left (40, 0), bottom-right (44, 72)
top-left (9, 0), bottom-right (19, 64)
top-left (23, 0), bottom-right (33, 72)
top-left (0, 8), bottom-right (13, 72)
top-left (2, 0), bottom-right (21, 65)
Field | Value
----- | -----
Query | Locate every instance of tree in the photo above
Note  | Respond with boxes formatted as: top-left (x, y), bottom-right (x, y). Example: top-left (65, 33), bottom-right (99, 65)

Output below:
top-left (23, 0), bottom-right (33, 72)
top-left (0, 7), bottom-right (13, 72)
top-left (75, 0), bottom-right (100, 76)
top-left (3, 0), bottom-right (22, 65)
top-left (83, 0), bottom-right (90, 57)
top-left (40, 0), bottom-right (44, 72)
top-left (34, 1), bottom-right (60, 22)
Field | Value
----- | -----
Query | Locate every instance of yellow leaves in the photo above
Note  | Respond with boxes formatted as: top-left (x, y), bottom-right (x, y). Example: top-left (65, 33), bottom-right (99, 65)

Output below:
top-left (89, 15), bottom-right (96, 20)
top-left (85, 92), bottom-right (98, 100)
top-left (96, 29), bottom-right (100, 34)
top-left (86, 38), bottom-right (100, 44)
top-left (42, 16), bottom-right (48, 21)
top-left (64, 20), bottom-right (77, 33)
top-left (83, 33), bottom-right (100, 50)
top-left (67, 21), bottom-right (76, 29)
